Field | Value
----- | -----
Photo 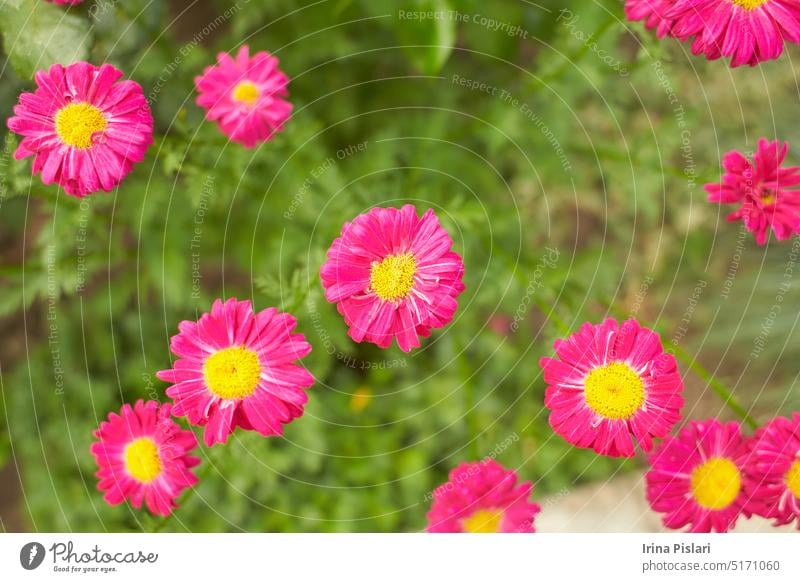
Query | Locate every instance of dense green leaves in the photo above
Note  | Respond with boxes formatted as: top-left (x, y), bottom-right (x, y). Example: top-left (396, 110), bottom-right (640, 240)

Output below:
top-left (0, 0), bottom-right (92, 79)
top-left (0, 0), bottom-right (799, 533)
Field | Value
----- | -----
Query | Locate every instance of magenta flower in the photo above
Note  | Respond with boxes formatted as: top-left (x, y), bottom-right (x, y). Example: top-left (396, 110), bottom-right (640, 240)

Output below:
top-left (706, 139), bottom-right (800, 245)
top-left (6, 62), bottom-right (153, 198)
top-left (45, 0), bottom-right (83, 4)
top-left (320, 205), bottom-right (465, 352)
top-left (540, 318), bottom-right (684, 458)
top-left (646, 419), bottom-right (750, 532)
top-left (625, 0), bottom-right (678, 38)
top-left (90, 400), bottom-right (199, 516)
top-left (156, 298), bottom-right (314, 447)
top-left (426, 460), bottom-right (540, 533)
top-left (743, 413), bottom-right (800, 528)
top-left (668, 0), bottom-right (800, 67)
top-left (195, 45), bottom-right (292, 148)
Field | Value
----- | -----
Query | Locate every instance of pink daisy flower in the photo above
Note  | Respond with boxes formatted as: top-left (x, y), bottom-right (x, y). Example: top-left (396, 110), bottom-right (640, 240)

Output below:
top-left (45, 0), bottom-right (83, 4)
top-left (156, 298), bottom-right (314, 447)
top-left (668, 0), bottom-right (800, 67)
top-left (426, 459), bottom-right (540, 533)
top-left (742, 413), bottom-right (800, 527)
top-left (706, 139), bottom-right (800, 245)
top-left (90, 400), bottom-right (199, 517)
top-left (646, 419), bottom-right (750, 532)
top-left (540, 318), bottom-right (684, 458)
top-left (320, 205), bottom-right (465, 352)
top-left (6, 62), bottom-right (153, 198)
top-left (626, 0), bottom-right (678, 38)
top-left (195, 45), bottom-right (292, 148)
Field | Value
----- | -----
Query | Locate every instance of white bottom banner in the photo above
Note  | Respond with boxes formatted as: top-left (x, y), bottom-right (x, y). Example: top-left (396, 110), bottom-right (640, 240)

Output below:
top-left (1, 533), bottom-right (798, 581)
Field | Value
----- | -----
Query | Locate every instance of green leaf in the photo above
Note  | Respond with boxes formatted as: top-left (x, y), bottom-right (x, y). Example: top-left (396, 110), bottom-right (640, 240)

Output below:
top-left (0, 0), bottom-right (93, 79)
top-left (393, 0), bottom-right (456, 74)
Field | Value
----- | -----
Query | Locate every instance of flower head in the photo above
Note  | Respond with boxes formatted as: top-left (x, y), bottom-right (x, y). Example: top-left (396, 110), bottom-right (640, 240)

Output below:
top-left (646, 419), bottom-right (750, 532)
top-left (195, 45), bottom-right (292, 148)
top-left (156, 298), bottom-right (314, 446)
top-left (540, 318), bottom-right (684, 458)
top-left (90, 400), bottom-right (199, 516)
top-left (706, 139), bottom-right (800, 245)
top-left (668, 0), bottom-right (800, 67)
top-left (743, 413), bottom-right (800, 528)
top-left (46, 0), bottom-right (83, 4)
top-left (6, 62), bottom-right (153, 198)
top-left (625, 0), bottom-right (678, 37)
top-left (320, 205), bottom-right (465, 352)
top-left (426, 459), bottom-right (540, 533)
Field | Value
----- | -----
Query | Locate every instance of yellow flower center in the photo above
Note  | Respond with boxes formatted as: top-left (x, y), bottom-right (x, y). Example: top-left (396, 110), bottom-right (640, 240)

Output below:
top-left (731, 0), bottom-right (768, 9)
top-left (584, 362), bottom-right (645, 420)
top-left (761, 191), bottom-right (776, 205)
top-left (462, 508), bottom-right (504, 533)
top-left (370, 253), bottom-right (417, 302)
top-left (54, 102), bottom-right (107, 149)
top-left (691, 457), bottom-right (741, 510)
top-left (786, 460), bottom-right (800, 499)
top-left (123, 438), bottom-right (162, 483)
top-left (203, 346), bottom-right (261, 400)
top-left (232, 80), bottom-right (260, 107)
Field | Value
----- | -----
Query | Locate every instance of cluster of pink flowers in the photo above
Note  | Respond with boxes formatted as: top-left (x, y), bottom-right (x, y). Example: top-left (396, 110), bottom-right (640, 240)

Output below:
top-left (2, 2), bottom-right (485, 523)
top-left (421, 398), bottom-right (781, 534)
top-left (540, 319), bottom-right (800, 532)
top-left (7, 43), bottom-right (800, 244)
top-left (647, 415), bottom-right (800, 532)
top-left (90, 202), bottom-right (469, 516)
top-left (626, 0), bottom-right (800, 67)
top-left (6, 44), bottom-right (291, 198)
top-left (92, 299), bottom-right (316, 514)
top-left (4, 13), bottom-right (799, 530)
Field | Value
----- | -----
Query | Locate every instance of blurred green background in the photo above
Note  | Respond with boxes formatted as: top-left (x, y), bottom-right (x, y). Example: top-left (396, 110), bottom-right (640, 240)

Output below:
top-left (0, 0), bottom-right (799, 532)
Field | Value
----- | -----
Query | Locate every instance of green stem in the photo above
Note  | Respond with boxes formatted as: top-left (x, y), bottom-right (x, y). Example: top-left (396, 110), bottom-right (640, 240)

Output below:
top-left (283, 274), bottom-right (317, 315)
top-left (602, 295), bottom-right (759, 429)
top-left (670, 343), bottom-right (759, 430)
top-left (456, 336), bottom-right (482, 461)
